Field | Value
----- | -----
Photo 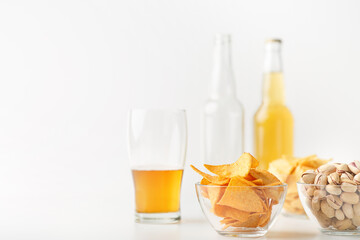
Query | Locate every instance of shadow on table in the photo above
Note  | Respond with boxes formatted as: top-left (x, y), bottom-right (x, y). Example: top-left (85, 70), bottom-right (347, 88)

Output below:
top-left (180, 218), bottom-right (208, 224)
top-left (132, 223), bottom-right (181, 240)
top-left (266, 231), bottom-right (318, 239)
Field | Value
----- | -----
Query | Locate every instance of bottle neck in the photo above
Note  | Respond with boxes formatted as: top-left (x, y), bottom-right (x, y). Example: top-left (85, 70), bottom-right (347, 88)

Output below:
top-left (209, 34), bottom-right (236, 99)
top-left (262, 40), bottom-right (285, 105)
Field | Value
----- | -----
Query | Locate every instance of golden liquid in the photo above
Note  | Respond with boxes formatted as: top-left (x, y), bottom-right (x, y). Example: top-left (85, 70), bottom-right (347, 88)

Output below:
top-left (132, 169), bottom-right (183, 213)
top-left (254, 72), bottom-right (294, 169)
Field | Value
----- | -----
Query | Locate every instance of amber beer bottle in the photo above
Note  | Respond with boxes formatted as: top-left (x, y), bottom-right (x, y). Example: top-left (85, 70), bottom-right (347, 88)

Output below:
top-left (254, 39), bottom-right (294, 169)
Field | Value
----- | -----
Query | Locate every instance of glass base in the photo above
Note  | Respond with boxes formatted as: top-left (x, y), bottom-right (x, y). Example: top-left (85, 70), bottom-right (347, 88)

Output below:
top-left (216, 230), bottom-right (267, 238)
top-left (135, 211), bottom-right (181, 224)
top-left (321, 229), bottom-right (360, 236)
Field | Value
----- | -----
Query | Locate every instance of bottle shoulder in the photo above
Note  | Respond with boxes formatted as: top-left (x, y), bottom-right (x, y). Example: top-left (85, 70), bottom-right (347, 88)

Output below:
top-left (254, 103), bottom-right (293, 121)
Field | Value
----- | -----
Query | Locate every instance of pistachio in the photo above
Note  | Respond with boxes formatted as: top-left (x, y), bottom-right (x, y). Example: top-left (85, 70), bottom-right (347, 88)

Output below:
top-left (302, 170), bottom-right (316, 184)
top-left (341, 182), bottom-right (358, 193)
top-left (327, 172), bottom-right (341, 185)
top-left (326, 195), bottom-right (343, 209)
top-left (340, 192), bottom-right (360, 204)
top-left (336, 163), bottom-right (350, 174)
top-left (312, 198), bottom-right (321, 211)
top-left (321, 200), bottom-right (335, 218)
top-left (333, 218), bottom-right (353, 230)
top-left (335, 209), bottom-right (345, 220)
top-left (314, 211), bottom-right (332, 228)
top-left (354, 173), bottom-right (360, 185)
top-left (317, 164), bottom-right (336, 175)
top-left (314, 173), bottom-right (328, 185)
top-left (342, 203), bottom-right (354, 219)
top-left (348, 224), bottom-right (357, 230)
top-left (306, 186), bottom-right (315, 197)
top-left (341, 172), bottom-right (354, 183)
top-left (313, 189), bottom-right (327, 201)
top-left (353, 202), bottom-right (360, 216)
top-left (348, 161), bottom-right (360, 175)
top-left (352, 215), bottom-right (360, 227)
top-left (305, 197), bottom-right (312, 208)
top-left (325, 185), bottom-right (342, 195)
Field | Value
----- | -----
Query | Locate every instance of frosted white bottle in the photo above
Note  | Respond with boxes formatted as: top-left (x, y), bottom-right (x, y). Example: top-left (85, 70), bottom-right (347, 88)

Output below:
top-left (202, 34), bottom-right (244, 165)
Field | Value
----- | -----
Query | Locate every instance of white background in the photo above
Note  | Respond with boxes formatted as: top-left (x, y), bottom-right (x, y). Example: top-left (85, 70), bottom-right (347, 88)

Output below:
top-left (0, 0), bottom-right (360, 239)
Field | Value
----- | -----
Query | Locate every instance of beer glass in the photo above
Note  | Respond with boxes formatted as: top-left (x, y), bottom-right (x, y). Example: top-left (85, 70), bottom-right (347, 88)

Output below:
top-left (128, 109), bottom-right (187, 223)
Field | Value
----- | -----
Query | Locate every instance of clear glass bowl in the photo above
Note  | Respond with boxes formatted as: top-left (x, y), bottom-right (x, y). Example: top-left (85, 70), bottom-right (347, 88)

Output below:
top-left (195, 183), bottom-right (287, 238)
top-left (297, 182), bottom-right (360, 236)
top-left (274, 173), bottom-right (307, 217)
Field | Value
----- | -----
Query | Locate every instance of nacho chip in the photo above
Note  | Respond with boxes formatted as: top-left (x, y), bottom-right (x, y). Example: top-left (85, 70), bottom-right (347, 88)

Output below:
top-left (269, 155), bottom-right (330, 215)
top-left (192, 153), bottom-right (286, 229)
top-left (208, 186), bottom-right (226, 206)
top-left (200, 178), bottom-right (211, 185)
top-left (204, 153), bottom-right (259, 178)
top-left (249, 169), bottom-right (283, 204)
top-left (297, 155), bottom-right (329, 169)
top-left (217, 176), bottom-right (264, 213)
top-left (191, 165), bottom-right (230, 185)
top-left (268, 158), bottom-right (295, 182)
top-left (220, 217), bottom-right (237, 225)
top-left (249, 169), bottom-right (280, 185)
top-left (229, 213), bottom-right (261, 228)
top-left (259, 204), bottom-right (273, 227)
top-left (252, 179), bottom-right (264, 185)
top-left (212, 204), bottom-right (251, 222)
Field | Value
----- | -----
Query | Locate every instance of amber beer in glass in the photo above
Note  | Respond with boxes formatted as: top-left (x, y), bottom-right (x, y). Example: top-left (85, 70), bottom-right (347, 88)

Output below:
top-left (128, 109), bottom-right (187, 223)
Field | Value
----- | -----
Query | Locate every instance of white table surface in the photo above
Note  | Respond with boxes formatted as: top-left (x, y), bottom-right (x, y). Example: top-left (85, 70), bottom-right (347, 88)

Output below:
top-left (128, 215), bottom-right (358, 240)
top-left (0, 189), bottom-right (358, 239)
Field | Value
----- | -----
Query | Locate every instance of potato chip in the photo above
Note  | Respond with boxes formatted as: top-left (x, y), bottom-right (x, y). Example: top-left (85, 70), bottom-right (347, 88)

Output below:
top-left (248, 169), bottom-right (282, 204)
top-left (212, 204), bottom-right (251, 222)
top-left (269, 155), bottom-right (330, 214)
top-left (297, 155), bottom-right (329, 169)
top-left (268, 158), bottom-right (295, 182)
top-left (191, 165), bottom-right (230, 185)
top-left (252, 179), bottom-right (263, 185)
top-left (249, 169), bottom-right (280, 185)
top-left (218, 176), bottom-right (264, 213)
top-left (224, 213), bottom-right (261, 229)
top-left (192, 153), bottom-right (285, 229)
top-left (204, 153), bottom-right (259, 178)
top-left (208, 186), bottom-right (226, 206)
top-left (259, 204), bottom-right (273, 227)
top-left (220, 217), bottom-right (237, 225)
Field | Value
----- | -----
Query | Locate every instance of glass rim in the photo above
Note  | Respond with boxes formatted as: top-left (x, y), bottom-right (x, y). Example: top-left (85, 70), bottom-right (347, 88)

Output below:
top-left (296, 182), bottom-right (335, 187)
top-left (195, 182), bottom-right (287, 188)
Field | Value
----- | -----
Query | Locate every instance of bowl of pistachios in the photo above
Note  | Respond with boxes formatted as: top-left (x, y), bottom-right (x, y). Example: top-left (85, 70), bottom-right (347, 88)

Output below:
top-left (297, 161), bottom-right (360, 236)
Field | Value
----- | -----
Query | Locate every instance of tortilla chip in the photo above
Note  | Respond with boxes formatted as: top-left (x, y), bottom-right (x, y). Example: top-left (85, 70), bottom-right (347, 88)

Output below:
top-left (208, 186), bottom-right (226, 206)
top-left (268, 158), bottom-right (295, 182)
top-left (204, 153), bottom-right (259, 178)
top-left (249, 169), bottom-right (281, 185)
top-left (297, 155), bottom-right (329, 169)
top-left (229, 213), bottom-right (262, 228)
top-left (249, 169), bottom-right (283, 204)
top-left (220, 217), bottom-right (237, 225)
top-left (200, 178), bottom-right (210, 185)
top-left (191, 165), bottom-right (230, 185)
top-left (259, 204), bottom-right (273, 227)
top-left (217, 176), bottom-right (264, 213)
top-left (212, 204), bottom-right (251, 222)
top-left (252, 179), bottom-right (264, 185)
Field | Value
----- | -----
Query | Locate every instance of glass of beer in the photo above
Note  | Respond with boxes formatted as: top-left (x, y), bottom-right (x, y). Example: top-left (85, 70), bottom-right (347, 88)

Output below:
top-left (128, 109), bottom-right (187, 224)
